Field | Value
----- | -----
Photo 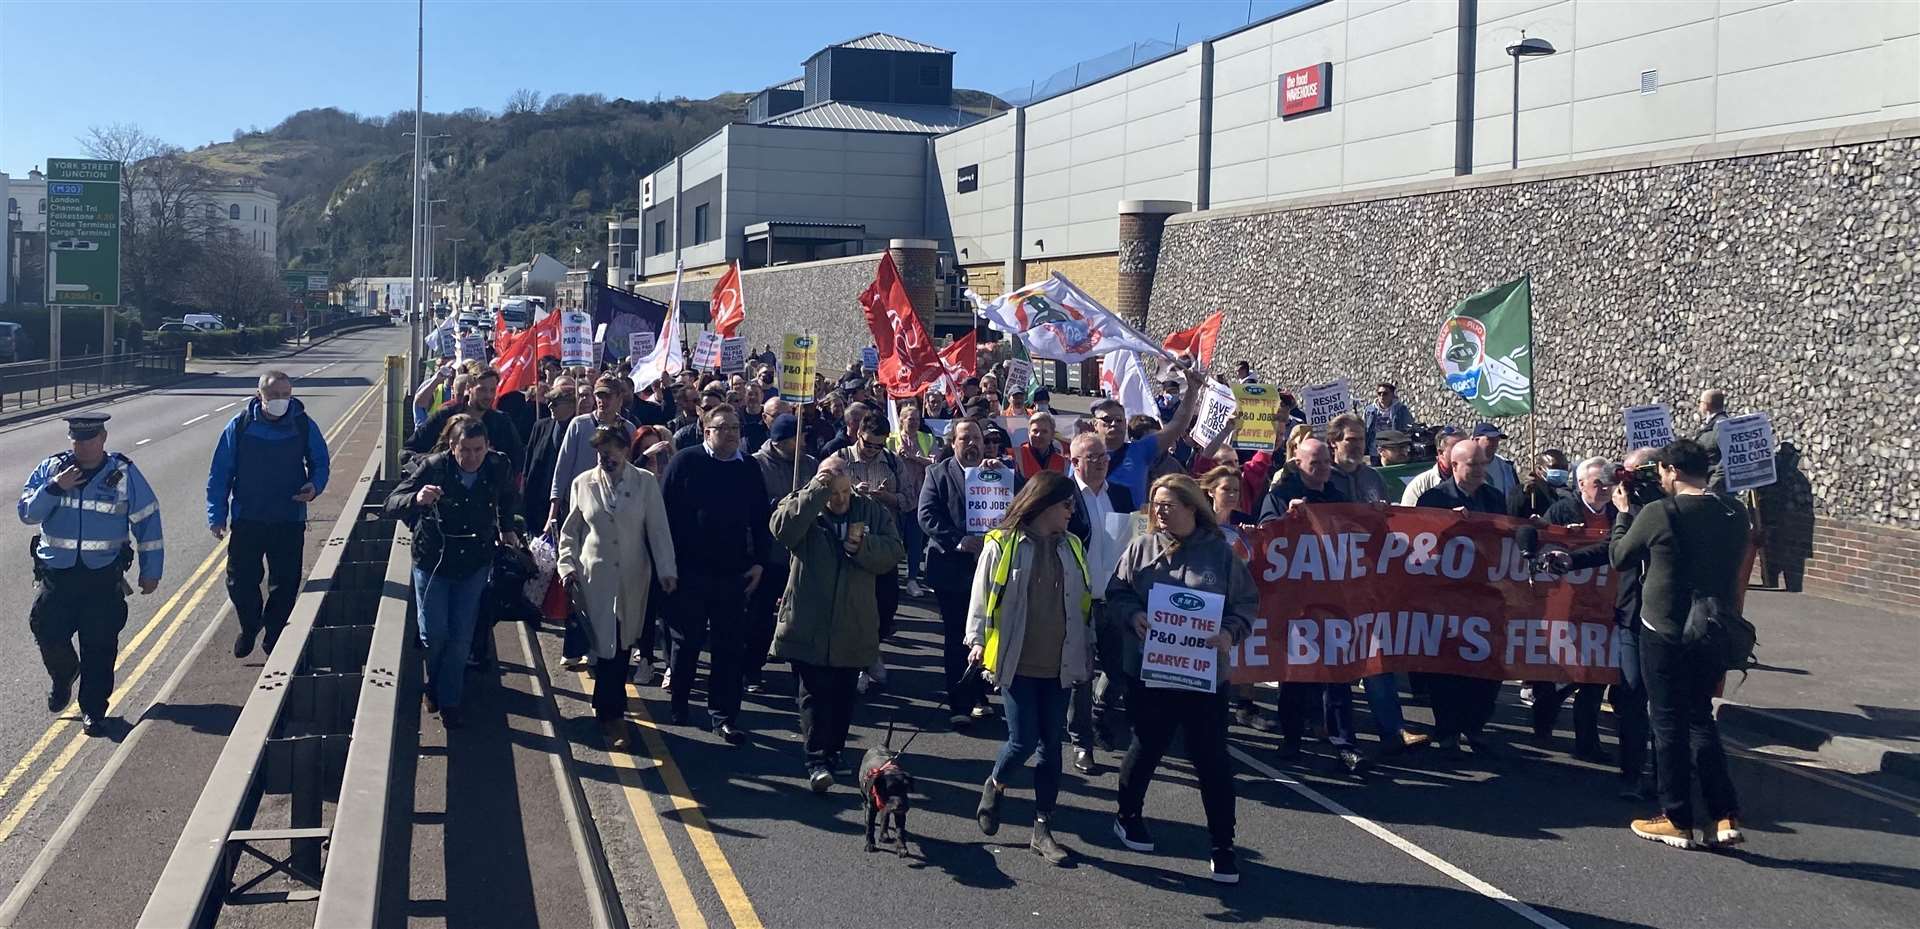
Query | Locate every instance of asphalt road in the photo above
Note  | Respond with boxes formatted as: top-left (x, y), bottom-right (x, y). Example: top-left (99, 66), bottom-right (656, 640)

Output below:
top-left (0, 325), bottom-right (406, 911)
top-left (542, 594), bottom-right (1920, 929)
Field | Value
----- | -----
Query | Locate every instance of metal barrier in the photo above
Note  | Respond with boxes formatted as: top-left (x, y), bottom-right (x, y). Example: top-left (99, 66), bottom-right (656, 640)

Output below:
top-left (302, 314), bottom-right (396, 341)
top-left (137, 441), bottom-right (411, 928)
top-left (0, 349), bottom-right (187, 412)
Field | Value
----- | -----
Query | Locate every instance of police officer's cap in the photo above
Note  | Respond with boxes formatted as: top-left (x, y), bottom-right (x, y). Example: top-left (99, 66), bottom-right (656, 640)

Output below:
top-left (65, 413), bottom-right (110, 440)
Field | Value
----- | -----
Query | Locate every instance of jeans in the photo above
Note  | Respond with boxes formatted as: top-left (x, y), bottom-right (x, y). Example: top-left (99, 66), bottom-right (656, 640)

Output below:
top-left (1278, 683), bottom-right (1358, 747)
top-left (1611, 622), bottom-right (1652, 781)
top-left (1117, 682), bottom-right (1236, 850)
top-left (668, 576), bottom-right (748, 726)
top-left (935, 585), bottom-right (983, 715)
top-left (991, 675), bottom-right (1070, 814)
top-left (898, 510), bottom-right (924, 584)
top-left (227, 519), bottom-right (305, 652)
top-left (744, 562), bottom-right (788, 684)
top-left (415, 564), bottom-right (490, 710)
top-left (1361, 673), bottom-right (1406, 740)
top-left (792, 660), bottom-right (859, 768)
top-left (30, 564), bottom-right (128, 718)
top-left (593, 651), bottom-right (630, 721)
top-left (1642, 626), bottom-right (1739, 830)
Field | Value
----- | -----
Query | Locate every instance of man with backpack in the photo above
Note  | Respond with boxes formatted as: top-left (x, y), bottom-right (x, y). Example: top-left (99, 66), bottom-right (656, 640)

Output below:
top-left (1609, 439), bottom-right (1751, 851)
top-left (207, 370), bottom-right (331, 658)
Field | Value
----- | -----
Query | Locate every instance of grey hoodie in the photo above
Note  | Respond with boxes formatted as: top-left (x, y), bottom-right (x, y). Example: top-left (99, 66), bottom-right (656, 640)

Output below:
top-left (1103, 525), bottom-right (1258, 688)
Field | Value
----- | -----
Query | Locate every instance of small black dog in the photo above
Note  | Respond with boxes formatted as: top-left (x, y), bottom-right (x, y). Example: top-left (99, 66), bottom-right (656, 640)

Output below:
top-left (859, 723), bottom-right (918, 857)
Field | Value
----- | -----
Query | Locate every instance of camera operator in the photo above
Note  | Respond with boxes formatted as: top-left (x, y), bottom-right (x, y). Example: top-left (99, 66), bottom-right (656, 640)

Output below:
top-left (1546, 448), bottom-right (1657, 794)
top-left (1610, 439), bottom-right (1749, 851)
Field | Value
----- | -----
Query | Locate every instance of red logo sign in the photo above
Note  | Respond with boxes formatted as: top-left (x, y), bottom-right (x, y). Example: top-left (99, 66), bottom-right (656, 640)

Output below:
top-left (1280, 63), bottom-right (1332, 118)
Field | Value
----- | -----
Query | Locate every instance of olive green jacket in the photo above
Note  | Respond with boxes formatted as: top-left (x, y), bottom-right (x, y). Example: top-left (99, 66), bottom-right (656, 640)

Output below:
top-left (768, 478), bottom-right (904, 668)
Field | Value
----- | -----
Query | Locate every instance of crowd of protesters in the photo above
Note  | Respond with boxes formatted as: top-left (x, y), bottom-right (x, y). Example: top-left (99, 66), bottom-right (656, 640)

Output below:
top-left (389, 338), bottom-right (1754, 879)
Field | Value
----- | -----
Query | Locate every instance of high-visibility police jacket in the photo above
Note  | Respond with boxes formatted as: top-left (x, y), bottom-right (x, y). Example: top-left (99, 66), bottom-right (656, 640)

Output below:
top-left (963, 527), bottom-right (1093, 688)
top-left (18, 451), bottom-right (165, 578)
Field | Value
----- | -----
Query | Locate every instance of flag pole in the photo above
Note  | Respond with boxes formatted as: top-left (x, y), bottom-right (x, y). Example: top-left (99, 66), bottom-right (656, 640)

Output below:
top-left (792, 332), bottom-right (809, 495)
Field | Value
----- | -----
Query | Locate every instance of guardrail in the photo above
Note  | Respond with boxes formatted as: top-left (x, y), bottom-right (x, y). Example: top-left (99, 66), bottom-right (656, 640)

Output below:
top-left (137, 438), bottom-right (411, 928)
top-left (0, 349), bottom-right (187, 413)
top-left (302, 314), bottom-right (395, 341)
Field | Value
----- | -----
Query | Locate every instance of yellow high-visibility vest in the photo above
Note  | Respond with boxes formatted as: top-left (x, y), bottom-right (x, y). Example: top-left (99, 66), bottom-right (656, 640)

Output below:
top-left (980, 528), bottom-right (1092, 676)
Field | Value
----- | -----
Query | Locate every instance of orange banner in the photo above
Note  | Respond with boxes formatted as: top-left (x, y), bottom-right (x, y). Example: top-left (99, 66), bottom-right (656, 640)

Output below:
top-left (1228, 504), bottom-right (1620, 684)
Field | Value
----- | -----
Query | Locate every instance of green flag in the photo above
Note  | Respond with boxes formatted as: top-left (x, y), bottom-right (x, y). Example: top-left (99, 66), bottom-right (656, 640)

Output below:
top-left (1435, 275), bottom-right (1533, 417)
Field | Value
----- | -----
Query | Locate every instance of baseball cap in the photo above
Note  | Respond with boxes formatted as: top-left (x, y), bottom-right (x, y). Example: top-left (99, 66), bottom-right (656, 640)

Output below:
top-left (1376, 429), bottom-right (1411, 448)
top-left (1472, 422), bottom-right (1507, 439)
top-left (769, 413), bottom-right (799, 442)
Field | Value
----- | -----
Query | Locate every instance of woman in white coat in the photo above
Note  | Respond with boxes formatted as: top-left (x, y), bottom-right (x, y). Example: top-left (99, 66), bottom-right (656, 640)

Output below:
top-left (558, 425), bottom-right (677, 749)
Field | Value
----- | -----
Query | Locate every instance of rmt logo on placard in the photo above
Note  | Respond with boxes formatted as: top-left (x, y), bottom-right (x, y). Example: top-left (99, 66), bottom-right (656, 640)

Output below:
top-left (1171, 592), bottom-right (1206, 611)
top-left (977, 469), bottom-right (1004, 483)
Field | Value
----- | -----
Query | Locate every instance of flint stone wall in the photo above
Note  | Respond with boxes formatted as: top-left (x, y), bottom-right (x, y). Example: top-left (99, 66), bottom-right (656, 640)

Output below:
top-left (634, 253), bottom-right (882, 372)
top-left (1148, 122), bottom-right (1920, 610)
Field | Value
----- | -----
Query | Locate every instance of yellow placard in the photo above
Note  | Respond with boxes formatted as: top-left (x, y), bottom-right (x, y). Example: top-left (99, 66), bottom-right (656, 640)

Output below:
top-left (1233, 383), bottom-right (1280, 450)
top-left (780, 333), bottom-right (818, 403)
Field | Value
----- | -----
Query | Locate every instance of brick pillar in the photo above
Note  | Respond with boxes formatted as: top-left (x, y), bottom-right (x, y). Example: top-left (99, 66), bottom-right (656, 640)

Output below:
top-left (887, 238), bottom-right (939, 331)
top-left (1115, 200), bottom-right (1190, 329)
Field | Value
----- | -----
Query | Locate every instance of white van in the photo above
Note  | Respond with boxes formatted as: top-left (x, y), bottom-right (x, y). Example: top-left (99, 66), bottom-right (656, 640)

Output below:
top-left (183, 314), bottom-right (226, 330)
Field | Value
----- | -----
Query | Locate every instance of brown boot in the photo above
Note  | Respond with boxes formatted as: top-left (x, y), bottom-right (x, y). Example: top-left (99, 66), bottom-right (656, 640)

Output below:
top-left (1630, 814), bottom-right (1698, 850)
top-left (1709, 817), bottom-right (1744, 848)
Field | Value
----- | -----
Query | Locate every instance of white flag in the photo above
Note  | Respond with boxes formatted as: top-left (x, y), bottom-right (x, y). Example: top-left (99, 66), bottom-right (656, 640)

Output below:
top-left (970, 274), bottom-right (1167, 363)
top-left (1097, 350), bottom-right (1157, 421)
top-left (634, 261), bottom-right (685, 384)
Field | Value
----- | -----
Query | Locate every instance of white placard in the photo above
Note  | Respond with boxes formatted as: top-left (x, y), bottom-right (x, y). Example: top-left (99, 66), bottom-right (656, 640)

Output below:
top-left (1141, 583), bottom-right (1223, 693)
top-left (963, 463), bottom-right (1016, 534)
top-left (1716, 412), bottom-right (1777, 492)
top-left (457, 332), bottom-right (486, 363)
top-left (559, 311), bottom-right (594, 367)
top-left (1192, 379), bottom-right (1239, 449)
top-left (627, 330), bottom-right (656, 362)
top-left (692, 331), bottom-right (724, 370)
top-left (861, 346), bottom-right (880, 372)
top-left (1303, 378), bottom-right (1350, 436)
top-left (721, 336), bottom-right (747, 374)
top-left (1004, 359), bottom-right (1032, 395)
top-left (1623, 403), bottom-right (1675, 449)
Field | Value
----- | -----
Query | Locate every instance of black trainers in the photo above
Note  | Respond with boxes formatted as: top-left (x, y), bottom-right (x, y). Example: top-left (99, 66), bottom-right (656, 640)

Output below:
top-left (46, 672), bottom-right (74, 713)
top-left (1210, 847), bottom-right (1241, 884)
top-left (1113, 815), bottom-right (1155, 852)
top-left (976, 779), bottom-right (1004, 835)
top-left (81, 713), bottom-right (108, 737)
top-left (808, 766), bottom-right (833, 794)
top-left (233, 627), bottom-right (258, 659)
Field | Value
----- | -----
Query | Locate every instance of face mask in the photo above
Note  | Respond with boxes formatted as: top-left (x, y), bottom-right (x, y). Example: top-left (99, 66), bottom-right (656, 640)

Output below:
top-left (263, 397), bottom-right (291, 418)
top-left (1544, 468), bottom-right (1570, 486)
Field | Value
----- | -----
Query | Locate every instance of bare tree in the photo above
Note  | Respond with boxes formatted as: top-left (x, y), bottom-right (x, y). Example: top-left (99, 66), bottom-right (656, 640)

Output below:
top-left (191, 232), bottom-right (290, 327)
top-left (80, 123), bottom-right (220, 316)
top-left (504, 88), bottom-right (542, 115)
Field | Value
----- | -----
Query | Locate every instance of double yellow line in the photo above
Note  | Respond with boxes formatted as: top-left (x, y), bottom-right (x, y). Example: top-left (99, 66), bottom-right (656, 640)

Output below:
top-left (573, 670), bottom-right (764, 929)
top-left (0, 376), bottom-right (385, 844)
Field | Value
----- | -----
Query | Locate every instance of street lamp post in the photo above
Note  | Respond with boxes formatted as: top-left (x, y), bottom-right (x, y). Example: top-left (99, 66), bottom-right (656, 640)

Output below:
top-left (1505, 31), bottom-right (1557, 170)
top-left (447, 237), bottom-right (466, 307)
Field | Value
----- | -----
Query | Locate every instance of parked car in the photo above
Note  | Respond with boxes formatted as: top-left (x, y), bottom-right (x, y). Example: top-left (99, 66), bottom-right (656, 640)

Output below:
top-left (183, 313), bottom-right (225, 330)
top-left (156, 322), bottom-right (201, 334)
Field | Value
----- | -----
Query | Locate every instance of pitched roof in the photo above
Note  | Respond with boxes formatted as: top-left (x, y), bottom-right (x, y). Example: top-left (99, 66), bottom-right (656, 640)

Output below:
top-left (772, 77), bottom-right (805, 92)
top-left (759, 100), bottom-right (980, 134)
top-left (829, 33), bottom-right (951, 55)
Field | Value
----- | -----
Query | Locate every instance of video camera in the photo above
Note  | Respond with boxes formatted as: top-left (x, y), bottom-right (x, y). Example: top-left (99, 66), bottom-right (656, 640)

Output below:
top-left (1614, 462), bottom-right (1663, 507)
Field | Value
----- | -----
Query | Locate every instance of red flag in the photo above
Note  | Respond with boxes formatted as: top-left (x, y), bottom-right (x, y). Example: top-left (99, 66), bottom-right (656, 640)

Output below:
top-left (530, 309), bottom-right (562, 363)
top-left (1162, 311), bottom-right (1224, 367)
top-left (858, 252), bottom-right (944, 397)
top-left (711, 262), bottom-right (746, 338)
top-left (493, 308), bottom-right (507, 335)
top-left (494, 325), bottom-right (540, 400)
top-left (940, 330), bottom-right (977, 378)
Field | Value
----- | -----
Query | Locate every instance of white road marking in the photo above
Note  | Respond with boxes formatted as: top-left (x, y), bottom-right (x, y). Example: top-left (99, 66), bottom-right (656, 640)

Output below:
top-left (215, 402), bottom-right (236, 412)
top-left (1231, 746), bottom-right (1573, 929)
top-left (303, 362), bottom-right (336, 378)
top-left (134, 439), bottom-right (151, 446)
top-left (180, 414), bottom-right (209, 427)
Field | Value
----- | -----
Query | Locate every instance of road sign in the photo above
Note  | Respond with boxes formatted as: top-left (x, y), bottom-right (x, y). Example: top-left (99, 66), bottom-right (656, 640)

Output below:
top-left (43, 158), bottom-right (120, 307)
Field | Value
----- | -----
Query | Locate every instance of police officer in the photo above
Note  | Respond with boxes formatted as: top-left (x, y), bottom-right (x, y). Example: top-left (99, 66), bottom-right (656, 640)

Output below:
top-left (17, 413), bottom-right (165, 736)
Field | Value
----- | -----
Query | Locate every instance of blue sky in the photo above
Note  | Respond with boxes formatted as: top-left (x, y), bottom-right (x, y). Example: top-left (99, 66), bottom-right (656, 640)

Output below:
top-left (0, 0), bottom-right (1311, 177)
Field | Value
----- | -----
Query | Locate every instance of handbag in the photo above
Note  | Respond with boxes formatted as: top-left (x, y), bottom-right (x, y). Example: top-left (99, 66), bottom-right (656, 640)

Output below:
top-left (1664, 498), bottom-right (1759, 676)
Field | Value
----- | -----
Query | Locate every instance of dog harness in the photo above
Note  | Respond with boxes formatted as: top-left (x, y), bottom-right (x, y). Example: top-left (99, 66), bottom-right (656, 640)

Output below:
top-left (978, 528), bottom-right (1092, 677)
top-left (866, 759), bottom-right (902, 811)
